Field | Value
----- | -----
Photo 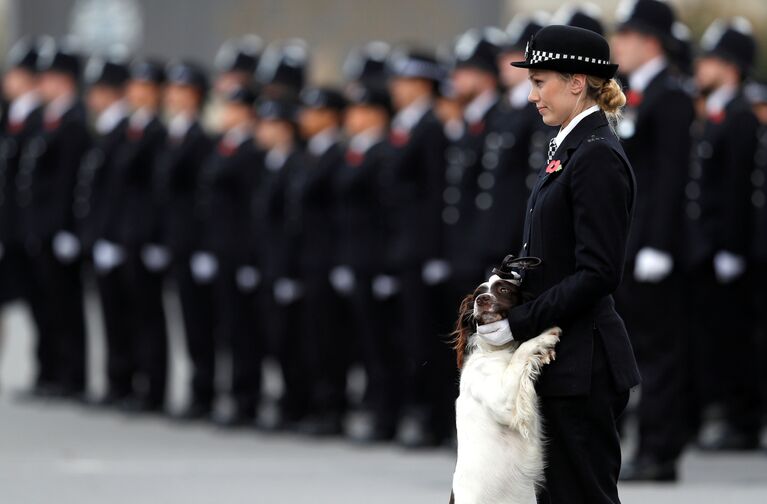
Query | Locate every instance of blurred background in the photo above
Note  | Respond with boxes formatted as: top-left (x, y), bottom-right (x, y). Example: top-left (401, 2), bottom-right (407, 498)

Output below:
top-left (1, 0), bottom-right (767, 503)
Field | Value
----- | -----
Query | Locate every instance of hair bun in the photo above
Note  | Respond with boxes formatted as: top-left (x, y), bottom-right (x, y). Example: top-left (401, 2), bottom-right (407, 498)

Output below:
top-left (598, 78), bottom-right (626, 115)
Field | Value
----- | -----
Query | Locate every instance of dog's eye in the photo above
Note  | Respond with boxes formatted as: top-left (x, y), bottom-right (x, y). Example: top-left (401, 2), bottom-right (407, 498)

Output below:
top-left (499, 287), bottom-right (509, 294)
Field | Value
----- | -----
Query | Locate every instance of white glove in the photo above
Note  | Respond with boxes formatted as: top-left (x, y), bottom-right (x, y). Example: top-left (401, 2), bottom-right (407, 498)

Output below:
top-left (477, 319), bottom-right (514, 346)
top-left (329, 265), bottom-right (356, 295)
top-left (372, 274), bottom-right (400, 300)
top-left (52, 230), bottom-right (81, 264)
top-left (236, 265), bottom-right (261, 292)
top-left (141, 244), bottom-right (172, 272)
top-left (634, 247), bottom-right (673, 283)
top-left (274, 277), bottom-right (304, 305)
top-left (422, 259), bottom-right (451, 285)
top-left (93, 239), bottom-right (125, 273)
top-left (190, 251), bottom-right (219, 284)
top-left (713, 251), bottom-right (746, 283)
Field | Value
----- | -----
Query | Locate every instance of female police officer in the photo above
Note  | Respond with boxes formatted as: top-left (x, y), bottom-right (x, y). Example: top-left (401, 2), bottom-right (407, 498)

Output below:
top-left (479, 25), bottom-right (641, 503)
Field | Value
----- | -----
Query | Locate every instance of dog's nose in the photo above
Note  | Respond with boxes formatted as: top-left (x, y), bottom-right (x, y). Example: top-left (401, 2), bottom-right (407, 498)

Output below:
top-left (476, 293), bottom-right (493, 307)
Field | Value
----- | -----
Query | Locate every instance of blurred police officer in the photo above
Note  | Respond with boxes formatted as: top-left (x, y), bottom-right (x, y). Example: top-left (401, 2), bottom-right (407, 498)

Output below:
top-left (684, 18), bottom-right (761, 451)
top-left (295, 86), bottom-right (348, 435)
top-left (256, 39), bottom-right (308, 101)
top-left (17, 38), bottom-right (90, 398)
top-left (0, 38), bottom-right (42, 316)
top-left (610, 0), bottom-right (696, 480)
top-left (334, 84), bottom-right (396, 442)
top-left (551, 2), bottom-right (605, 35)
top-left (479, 13), bottom-right (550, 270)
top-left (342, 41), bottom-right (391, 96)
top-left (157, 61), bottom-right (216, 420)
top-left (111, 59), bottom-right (169, 412)
top-left (383, 47), bottom-right (448, 447)
top-left (194, 85), bottom-right (261, 426)
top-left (254, 97), bottom-right (309, 429)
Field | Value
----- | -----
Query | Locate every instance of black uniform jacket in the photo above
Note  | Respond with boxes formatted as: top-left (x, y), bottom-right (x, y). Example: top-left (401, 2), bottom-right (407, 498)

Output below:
top-left (620, 68), bottom-right (695, 260)
top-left (108, 116), bottom-right (167, 248)
top-left (333, 141), bottom-right (391, 273)
top-left (507, 111), bottom-right (641, 397)
top-left (297, 141), bottom-right (344, 274)
top-left (383, 109), bottom-right (447, 270)
top-left (155, 122), bottom-right (214, 258)
top-left (18, 102), bottom-right (90, 245)
top-left (685, 93), bottom-right (759, 268)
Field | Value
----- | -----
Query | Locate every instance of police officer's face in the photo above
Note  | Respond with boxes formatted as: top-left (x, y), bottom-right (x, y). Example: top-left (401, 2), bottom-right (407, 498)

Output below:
top-left (451, 68), bottom-right (496, 104)
top-left (389, 77), bottom-right (432, 111)
top-left (528, 69), bottom-right (586, 127)
top-left (2, 68), bottom-right (37, 101)
top-left (38, 72), bottom-right (76, 103)
top-left (127, 80), bottom-right (162, 112)
top-left (255, 119), bottom-right (294, 150)
top-left (87, 85), bottom-right (122, 116)
top-left (298, 108), bottom-right (339, 139)
top-left (694, 57), bottom-right (735, 96)
top-left (344, 105), bottom-right (386, 136)
top-left (497, 51), bottom-right (527, 89)
top-left (611, 30), bottom-right (658, 76)
top-left (164, 84), bottom-right (201, 116)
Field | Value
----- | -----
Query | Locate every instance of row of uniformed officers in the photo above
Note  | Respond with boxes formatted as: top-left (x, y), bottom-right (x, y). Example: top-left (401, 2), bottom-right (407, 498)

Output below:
top-left (1, 1), bottom-right (766, 457)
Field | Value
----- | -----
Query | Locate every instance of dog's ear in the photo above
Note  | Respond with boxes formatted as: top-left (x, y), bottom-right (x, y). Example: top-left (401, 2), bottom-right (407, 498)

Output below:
top-left (451, 293), bottom-right (476, 369)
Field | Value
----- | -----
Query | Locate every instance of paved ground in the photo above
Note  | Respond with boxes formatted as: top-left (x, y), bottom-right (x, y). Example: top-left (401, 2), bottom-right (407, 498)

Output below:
top-left (2, 297), bottom-right (766, 503)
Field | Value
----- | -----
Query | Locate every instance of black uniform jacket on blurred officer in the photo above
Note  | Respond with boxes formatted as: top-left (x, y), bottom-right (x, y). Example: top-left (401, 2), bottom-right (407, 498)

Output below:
top-left (156, 120), bottom-right (214, 258)
top-left (620, 67), bottom-right (694, 260)
top-left (384, 106), bottom-right (447, 269)
top-left (507, 111), bottom-right (641, 397)
top-left (686, 92), bottom-right (759, 268)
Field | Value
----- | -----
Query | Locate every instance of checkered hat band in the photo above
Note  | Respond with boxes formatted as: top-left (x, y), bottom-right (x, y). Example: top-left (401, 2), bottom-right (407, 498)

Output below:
top-left (528, 50), bottom-right (610, 66)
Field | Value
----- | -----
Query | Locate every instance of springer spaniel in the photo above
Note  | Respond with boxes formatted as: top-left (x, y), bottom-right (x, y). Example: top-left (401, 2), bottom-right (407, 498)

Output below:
top-left (450, 256), bottom-right (560, 504)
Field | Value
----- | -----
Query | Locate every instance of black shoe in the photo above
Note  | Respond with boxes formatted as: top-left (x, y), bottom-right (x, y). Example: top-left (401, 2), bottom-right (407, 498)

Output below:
top-left (620, 456), bottom-right (678, 482)
top-left (699, 427), bottom-right (760, 451)
top-left (346, 413), bottom-right (396, 443)
top-left (213, 408), bottom-right (255, 429)
top-left (296, 413), bottom-right (344, 436)
top-left (119, 396), bottom-right (165, 415)
top-left (173, 402), bottom-right (213, 422)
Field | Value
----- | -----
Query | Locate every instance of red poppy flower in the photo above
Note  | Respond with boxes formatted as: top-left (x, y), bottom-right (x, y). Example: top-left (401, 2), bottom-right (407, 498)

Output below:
top-left (626, 90), bottom-right (643, 108)
top-left (545, 159), bottom-right (562, 174)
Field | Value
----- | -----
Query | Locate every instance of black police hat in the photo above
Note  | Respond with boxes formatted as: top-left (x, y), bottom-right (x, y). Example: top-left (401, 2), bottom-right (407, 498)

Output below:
top-left (503, 13), bottom-right (549, 52)
top-left (224, 85), bottom-right (258, 107)
top-left (511, 24), bottom-right (618, 80)
top-left (700, 17), bottom-right (757, 76)
top-left (615, 0), bottom-right (675, 42)
top-left (256, 39), bottom-right (308, 92)
top-left (256, 98), bottom-right (299, 123)
top-left (343, 41), bottom-right (391, 86)
top-left (345, 84), bottom-right (392, 115)
top-left (6, 37), bottom-right (40, 72)
top-left (84, 56), bottom-right (130, 88)
top-left (215, 35), bottom-right (263, 74)
top-left (387, 47), bottom-right (445, 83)
top-left (669, 22), bottom-right (693, 76)
top-left (36, 37), bottom-right (81, 78)
top-left (130, 59), bottom-right (165, 85)
top-left (300, 87), bottom-right (347, 111)
top-left (453, 27), bottom-right (506, 76)
top-left (553, 3), bottom-right (604, 36)
top-left (166, 60), bottom-right (209, 94)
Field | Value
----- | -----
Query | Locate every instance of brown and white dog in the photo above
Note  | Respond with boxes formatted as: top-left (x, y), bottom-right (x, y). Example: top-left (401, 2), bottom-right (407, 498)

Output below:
top-left (450, 258), bottom-right (560, 504)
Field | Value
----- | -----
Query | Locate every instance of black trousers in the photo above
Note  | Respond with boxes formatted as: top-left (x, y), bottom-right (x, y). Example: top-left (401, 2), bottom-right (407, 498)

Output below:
top-left (123, 253), bottom-right (168, 404)
top-left (686, 263), bottom-right (760, 434)
top-left (28, 244), bottom-right (86, 393)
top-left (614, 270), bottom-right (689, 462)
top-left (215, 261), bottom-right (261, 413)
top-left (350, 270), bottom-right (400, 428)
top-left (96, 263), bottom-right (135, 398)
top-left (302, 270), bottom-right (348, 416)
top-left (173, 259), bottom-right (216, 407)
top-left (536, 334), bottom-right (630, 504)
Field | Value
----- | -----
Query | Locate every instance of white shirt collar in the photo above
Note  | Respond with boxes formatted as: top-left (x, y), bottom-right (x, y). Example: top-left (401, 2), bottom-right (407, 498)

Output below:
top-left (44, 94), bottom-right (75, 122)
top-left (553, 104), bottom-right (600, 148)
top-left (265, 146), bottom-right (292, 172)
top-left (307, 127), bottom-right (340, 157)
top-left (95, 99), bottom-right (129, 135)
top-left (349, 127), bottom-right (385, 154)
top-left (168, 113), bottom-right (194, 140)
top-left (508, 80), bottom-right (532, 110)
top-left (444, 119), bottom-right (464, 142)
top-left (464, 89), bottom-right (499, 124)
top-left (9, 90), bottom-right (41, 124)
top-left (223, 125), bottom-right (250, 148)
top-left (392, 96), bottom-right (431, 132)
top-left (706, 85), bottom-right (738, 115)
top-left (628, 55), bottom-right (667, 93)
top-left (129, 107), bottom-right (155, 130)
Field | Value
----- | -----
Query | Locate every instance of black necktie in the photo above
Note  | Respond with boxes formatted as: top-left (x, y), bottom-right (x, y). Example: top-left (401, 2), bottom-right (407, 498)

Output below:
top-left (547, 138), bottom-right (557, 164)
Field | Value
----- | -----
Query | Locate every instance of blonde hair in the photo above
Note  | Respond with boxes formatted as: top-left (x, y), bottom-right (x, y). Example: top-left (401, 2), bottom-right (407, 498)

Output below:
top-left (585, 76), bottom-right (626, 122)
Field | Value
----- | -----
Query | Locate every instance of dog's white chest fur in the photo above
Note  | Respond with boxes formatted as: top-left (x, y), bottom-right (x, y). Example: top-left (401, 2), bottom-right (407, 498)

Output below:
top-left (452, 329), bottom-right (560, 504)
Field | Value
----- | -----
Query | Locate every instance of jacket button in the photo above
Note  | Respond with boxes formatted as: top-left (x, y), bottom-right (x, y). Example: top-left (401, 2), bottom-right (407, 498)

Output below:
top-left (523, 242), bottom-right (528, 249)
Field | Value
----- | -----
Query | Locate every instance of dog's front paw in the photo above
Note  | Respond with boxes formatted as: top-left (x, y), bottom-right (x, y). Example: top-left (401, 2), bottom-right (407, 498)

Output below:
top-left (522, 327), bottom-right (560, 366)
